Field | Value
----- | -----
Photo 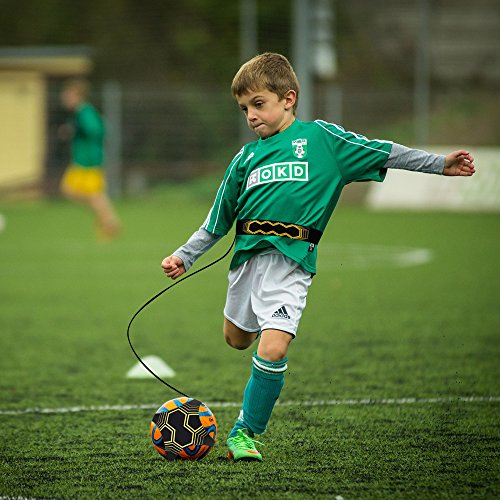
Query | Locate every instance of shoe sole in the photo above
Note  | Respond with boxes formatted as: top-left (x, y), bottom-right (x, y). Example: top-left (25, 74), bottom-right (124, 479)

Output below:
top-left (227, 451), bottom-right (262, 462)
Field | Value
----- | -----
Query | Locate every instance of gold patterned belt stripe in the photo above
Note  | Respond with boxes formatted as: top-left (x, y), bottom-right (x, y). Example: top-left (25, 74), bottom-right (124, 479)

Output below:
top-left (236, 219), bottom-right (322, 244)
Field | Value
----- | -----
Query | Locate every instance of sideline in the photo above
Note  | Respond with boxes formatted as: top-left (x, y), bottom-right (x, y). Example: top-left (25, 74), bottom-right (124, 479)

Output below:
top-left (0, 396), bottom-right (498, 416)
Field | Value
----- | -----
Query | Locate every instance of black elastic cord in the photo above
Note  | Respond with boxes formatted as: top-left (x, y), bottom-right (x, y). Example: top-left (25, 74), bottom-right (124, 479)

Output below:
top-left (126, 235), bottom-right (235, 398)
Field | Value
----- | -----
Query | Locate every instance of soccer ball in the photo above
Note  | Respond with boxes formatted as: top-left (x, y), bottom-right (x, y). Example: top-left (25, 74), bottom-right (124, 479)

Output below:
top-left (150, 397), bottom-right (217, 461)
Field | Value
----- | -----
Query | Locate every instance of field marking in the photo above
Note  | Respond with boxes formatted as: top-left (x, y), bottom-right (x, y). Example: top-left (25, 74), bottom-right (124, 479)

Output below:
top-left (0, 396), bottom-right (498, 416)
top-left (0, 497), bottom-right (38, 500)
top-left (126, 355), bottom-right (176, 379)
top-left (318, 243), bottom-right (434, 270)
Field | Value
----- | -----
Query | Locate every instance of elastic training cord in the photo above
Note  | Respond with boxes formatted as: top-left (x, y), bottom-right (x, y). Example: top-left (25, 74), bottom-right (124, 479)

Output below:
top-left (126, 236), bottom-right (236, 398)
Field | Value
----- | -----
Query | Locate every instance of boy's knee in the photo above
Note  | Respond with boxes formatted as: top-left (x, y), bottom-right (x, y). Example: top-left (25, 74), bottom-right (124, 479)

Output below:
top-left (223, 320), bottom-right (257, 350)
top-left (257, 344), bottom-right (288, 361)
top-left (257, 329), bottom-right (293, 361)
top-left (224, 332), bottom-right (249, 350)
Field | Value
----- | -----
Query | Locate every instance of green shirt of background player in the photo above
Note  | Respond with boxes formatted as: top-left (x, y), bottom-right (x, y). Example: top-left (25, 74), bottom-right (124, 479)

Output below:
top-left (70, 100), bottom-right (105, 167)
top-left (59, 78), bottom-right (121, 240)
top-left (161, 53), bottom-right (475, 462)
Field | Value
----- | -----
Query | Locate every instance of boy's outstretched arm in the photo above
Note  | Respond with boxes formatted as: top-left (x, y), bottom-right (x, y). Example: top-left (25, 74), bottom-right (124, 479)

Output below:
top-left (386, 144), bottom-right (476, 177)
top-left (443, 150), bottom-right (476, 176)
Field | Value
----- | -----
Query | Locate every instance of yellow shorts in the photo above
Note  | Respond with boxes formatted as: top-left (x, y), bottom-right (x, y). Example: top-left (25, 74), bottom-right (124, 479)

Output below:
top-left (61, 165), bottom-right (106, 196)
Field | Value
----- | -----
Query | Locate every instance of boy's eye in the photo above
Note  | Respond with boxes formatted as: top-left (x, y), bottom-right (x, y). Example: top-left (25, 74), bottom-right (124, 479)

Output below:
top-left (254, 101), bottom-right (263, 108)
top-left (240, 106), bottom-right (248, 114)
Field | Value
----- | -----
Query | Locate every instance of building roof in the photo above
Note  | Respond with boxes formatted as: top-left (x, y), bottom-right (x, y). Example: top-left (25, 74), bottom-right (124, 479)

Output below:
top-left (0, 46), bottom-right (93, 76)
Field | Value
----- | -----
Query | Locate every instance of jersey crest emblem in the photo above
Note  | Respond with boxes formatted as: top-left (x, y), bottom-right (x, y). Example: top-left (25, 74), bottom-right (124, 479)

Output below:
top-left (292, 138), bottom-right (307, 159)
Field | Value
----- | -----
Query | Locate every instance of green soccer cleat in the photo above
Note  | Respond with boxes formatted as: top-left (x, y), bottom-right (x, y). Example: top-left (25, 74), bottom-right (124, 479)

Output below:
top-left (227, 429), bottom-right (263, 461)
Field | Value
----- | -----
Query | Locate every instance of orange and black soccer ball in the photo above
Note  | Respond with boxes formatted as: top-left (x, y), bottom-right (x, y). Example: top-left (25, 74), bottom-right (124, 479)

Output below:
top-left (150, 397), bottom-right (217, 461)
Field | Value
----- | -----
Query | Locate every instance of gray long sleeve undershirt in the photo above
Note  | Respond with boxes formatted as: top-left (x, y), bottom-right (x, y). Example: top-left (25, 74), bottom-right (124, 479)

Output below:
top-left (386, 142), bottom-right (445, 174)
top-left (172, 143), bottom-right (445, 270)
top-left (172, 227), bottom-right (221, 272)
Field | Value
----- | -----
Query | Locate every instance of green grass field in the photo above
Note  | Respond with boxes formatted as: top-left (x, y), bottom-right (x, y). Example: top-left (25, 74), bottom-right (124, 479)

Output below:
top-left (1, 181), bottom-right (499, 499)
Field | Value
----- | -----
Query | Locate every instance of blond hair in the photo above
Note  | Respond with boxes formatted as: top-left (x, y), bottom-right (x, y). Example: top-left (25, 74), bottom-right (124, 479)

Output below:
top-left (231, 53), bottom-right (300, 113)
top-left (62, 78), bottom-right (91, 99)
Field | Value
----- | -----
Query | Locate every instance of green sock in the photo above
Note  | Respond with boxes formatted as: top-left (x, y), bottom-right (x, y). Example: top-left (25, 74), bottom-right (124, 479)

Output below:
top-left (229, 352), bottom-right (287, 438)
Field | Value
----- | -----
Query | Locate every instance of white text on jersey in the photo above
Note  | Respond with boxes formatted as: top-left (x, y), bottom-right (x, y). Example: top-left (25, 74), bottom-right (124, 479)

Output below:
top-left (246, 162), bottom-right (309, 190)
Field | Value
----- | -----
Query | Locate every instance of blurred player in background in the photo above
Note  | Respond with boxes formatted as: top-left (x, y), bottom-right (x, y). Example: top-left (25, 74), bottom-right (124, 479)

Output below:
top-left (59, 78), bottom-right (121, 240)
top-left (161, 53), bottom-right (475, 462)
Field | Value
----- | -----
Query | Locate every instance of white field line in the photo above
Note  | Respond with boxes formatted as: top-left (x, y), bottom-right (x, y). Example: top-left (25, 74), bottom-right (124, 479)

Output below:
top-left (0, 396), bottom-right (498, 416)
top-left (318, 243), bottom-right (434, 270)
top-left (0, 497), bottom-right (39, 500)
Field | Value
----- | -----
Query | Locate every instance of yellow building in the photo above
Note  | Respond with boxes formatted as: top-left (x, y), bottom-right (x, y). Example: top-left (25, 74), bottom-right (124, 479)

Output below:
top-left (0, 47), bottom-right (92, 195)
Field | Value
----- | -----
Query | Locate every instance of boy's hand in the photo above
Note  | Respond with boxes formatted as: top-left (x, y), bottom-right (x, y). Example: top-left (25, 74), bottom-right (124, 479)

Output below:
top-left (443, 150), bottom-right (476, 177)
top-left (57, 123), bottom-right (74, 141)
top-left (161, 255), bottom-right (186, 280)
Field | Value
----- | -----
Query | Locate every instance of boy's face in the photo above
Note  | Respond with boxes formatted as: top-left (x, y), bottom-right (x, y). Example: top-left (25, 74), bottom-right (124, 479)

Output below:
top-left (236, 88), bottom-right (296, 139)
top-left (61, 87), bottom-right (83, 111)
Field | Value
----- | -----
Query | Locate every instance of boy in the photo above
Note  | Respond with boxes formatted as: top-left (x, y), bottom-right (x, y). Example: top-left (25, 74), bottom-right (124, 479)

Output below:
top-left (161, 53), bottom-right (475, 461)
top-left (59, 78), bottom-right (121, 240)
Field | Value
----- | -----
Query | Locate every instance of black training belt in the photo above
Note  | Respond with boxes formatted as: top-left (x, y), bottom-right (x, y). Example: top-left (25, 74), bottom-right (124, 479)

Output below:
top-left (236, 219), bottom-right (322, 245)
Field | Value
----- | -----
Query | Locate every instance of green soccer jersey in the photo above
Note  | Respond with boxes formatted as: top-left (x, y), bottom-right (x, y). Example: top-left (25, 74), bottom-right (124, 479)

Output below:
top-left (203, 119), bottom-right (392, 273)
top-left (71, 102), bottom-right (105, 167)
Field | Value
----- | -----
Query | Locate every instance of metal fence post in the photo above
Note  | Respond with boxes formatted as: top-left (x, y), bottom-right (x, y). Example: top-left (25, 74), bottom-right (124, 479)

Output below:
top-left (102, 81), bottom-right (122, 198)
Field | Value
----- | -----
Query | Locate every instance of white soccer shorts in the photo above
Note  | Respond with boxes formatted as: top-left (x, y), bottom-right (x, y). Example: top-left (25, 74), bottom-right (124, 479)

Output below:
top-left (223, 249), bottom-right (313, 337)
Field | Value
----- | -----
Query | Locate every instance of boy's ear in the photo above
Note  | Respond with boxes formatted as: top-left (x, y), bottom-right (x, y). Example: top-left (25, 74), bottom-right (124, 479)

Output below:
top-left (284, 90), bottom-right (297, 110)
